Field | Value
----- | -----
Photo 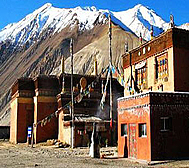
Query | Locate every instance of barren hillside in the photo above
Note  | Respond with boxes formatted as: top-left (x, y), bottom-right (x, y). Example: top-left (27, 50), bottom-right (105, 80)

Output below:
top-left (0, 22), bottom-right (139, 126)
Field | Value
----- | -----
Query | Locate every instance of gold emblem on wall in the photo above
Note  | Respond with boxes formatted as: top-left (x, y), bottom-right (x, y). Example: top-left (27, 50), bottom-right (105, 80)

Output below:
top-left (80, 77), bottom-right (87, 90)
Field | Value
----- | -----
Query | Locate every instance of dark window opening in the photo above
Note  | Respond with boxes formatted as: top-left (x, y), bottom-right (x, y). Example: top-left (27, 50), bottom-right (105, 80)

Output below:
top-left (121, 124), bottom-right (127, 136)
top-left (160, 117), bottom-right (172, 131)
top-left (139, 123), bottom-right (147, 137)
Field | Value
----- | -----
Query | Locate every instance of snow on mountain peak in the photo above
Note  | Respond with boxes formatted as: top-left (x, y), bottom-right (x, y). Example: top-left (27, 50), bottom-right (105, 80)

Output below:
top-left (0, 3), bottom-right (171, 46)
top-left (133, 4), bottom-right (143, 9)
top-left (112, 4), bottom-right (169, 40)
top-left (33, 3), bottom-right (52, 15)
top-left (39, 3), bottom-right (52, 9)
top-left (0, 4), bottom-right (106, 46)
top-left (178, 23), bottom-right (189, 30)
top-left (83, 6), bottom-right (98, 12)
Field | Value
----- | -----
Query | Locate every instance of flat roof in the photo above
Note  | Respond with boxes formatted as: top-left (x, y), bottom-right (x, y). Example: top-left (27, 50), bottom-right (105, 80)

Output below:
top-left (118, 91), bottom-right (189, 101)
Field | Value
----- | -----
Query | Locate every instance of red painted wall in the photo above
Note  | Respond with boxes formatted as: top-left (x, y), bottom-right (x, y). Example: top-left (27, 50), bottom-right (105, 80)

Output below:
top-left (17, 103), bottom-right (33, 142)
top-left (118, 94), bottom-right (151, 161)
top-left (35, 101), bottom-right (58, 143)
top-left (118, 92), bottom-right (189, 161)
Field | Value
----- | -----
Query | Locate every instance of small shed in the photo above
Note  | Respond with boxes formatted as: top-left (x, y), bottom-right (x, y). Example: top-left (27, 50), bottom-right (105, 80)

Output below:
top-left (117, 91), bottom-right (189, 161)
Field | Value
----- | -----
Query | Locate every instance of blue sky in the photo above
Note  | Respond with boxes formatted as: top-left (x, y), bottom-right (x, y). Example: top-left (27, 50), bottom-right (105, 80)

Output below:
top-left (0, 0), bottom-right (188, 30)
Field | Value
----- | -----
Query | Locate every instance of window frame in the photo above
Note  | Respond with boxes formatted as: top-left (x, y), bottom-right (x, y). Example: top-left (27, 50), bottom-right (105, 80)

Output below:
top-left (160, 117), bottom-right (172, 132)
top-left (135, 65), bottom-right (147, 89)
top-left (121, 124), bottom-right (128, 137)
top-left (139, 123), bottom-right (147, 138)
top-left (155, 53), bottom-right (168, 82)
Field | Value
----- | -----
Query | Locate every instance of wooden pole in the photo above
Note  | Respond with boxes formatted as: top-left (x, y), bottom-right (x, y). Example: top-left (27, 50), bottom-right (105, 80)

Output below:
top-left (31, 123), bottom-right (34, 148)
top-left (70, 38), bottom-right (75, 148)
top-left (61, 55), bottom-right (65, 94)
top-left (130, 52), bottom-right (132, 90)
top-left (61, 56), bottom-right (65, 74)
top-left (108, 14), bottom-right (113, 145)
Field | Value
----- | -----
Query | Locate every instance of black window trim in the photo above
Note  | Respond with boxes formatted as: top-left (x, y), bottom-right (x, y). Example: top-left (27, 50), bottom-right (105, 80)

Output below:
top-left (121, 123), bottom-right (128, 137)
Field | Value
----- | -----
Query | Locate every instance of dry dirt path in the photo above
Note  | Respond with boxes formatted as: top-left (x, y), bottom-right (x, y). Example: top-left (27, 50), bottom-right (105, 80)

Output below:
top-left (0, 141), bottom-right (189, 168)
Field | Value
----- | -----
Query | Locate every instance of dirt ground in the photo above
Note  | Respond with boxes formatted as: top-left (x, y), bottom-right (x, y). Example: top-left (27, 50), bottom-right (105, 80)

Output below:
top-left (0, 140), bottom-right (189, 168)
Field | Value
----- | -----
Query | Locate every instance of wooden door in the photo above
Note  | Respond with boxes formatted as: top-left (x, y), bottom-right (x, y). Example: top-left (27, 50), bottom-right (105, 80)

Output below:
top-left (129, 123), bottom-right (137, 158)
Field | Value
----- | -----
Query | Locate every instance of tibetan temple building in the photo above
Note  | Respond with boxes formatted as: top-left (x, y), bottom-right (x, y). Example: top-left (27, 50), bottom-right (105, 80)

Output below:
top-left (117, 27), bottom-right (189, 161)
top-left (10, 74), bottom-right (123, 147)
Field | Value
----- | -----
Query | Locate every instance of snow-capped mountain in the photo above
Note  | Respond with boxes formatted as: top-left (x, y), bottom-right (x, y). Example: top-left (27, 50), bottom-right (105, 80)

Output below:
top-left (0, 3), bottom-right (170, 46)
top-left (112, 4), bottom-right (169, 40)
top-left (0, 3), bottom-right (106, 47)
top-left (178, 23), bottom-right (189, 30)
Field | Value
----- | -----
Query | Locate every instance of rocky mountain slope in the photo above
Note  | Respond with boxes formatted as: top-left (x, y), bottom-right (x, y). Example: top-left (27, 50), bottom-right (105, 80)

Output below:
top-left (0, 3), bottom-right (175, 125)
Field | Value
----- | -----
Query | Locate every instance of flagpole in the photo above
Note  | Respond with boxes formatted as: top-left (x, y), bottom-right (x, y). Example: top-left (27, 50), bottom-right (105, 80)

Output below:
top-left (70, 38), bottom-right (75, 148)
top-left (108, 14), bottom-right (113, 145)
